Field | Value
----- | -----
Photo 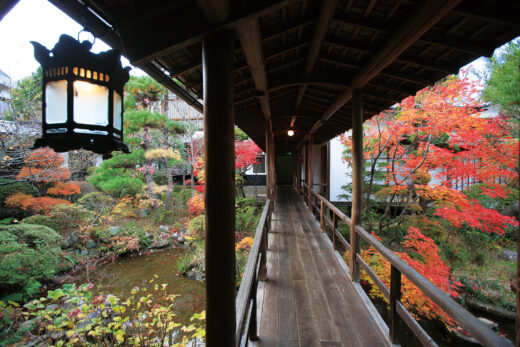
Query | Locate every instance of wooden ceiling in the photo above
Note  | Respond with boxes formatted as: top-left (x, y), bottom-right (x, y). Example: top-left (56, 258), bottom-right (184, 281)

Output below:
top-left (43, 0), bottom-right (520, 152)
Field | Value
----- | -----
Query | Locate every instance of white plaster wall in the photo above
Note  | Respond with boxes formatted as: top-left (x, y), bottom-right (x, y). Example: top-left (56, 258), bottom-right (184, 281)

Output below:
top-left (329, 134), bottom-right (351, 201)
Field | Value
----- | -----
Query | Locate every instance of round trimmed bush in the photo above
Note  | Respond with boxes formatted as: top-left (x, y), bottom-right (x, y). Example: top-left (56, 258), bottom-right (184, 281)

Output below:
top-left (0, 224), bottom-right (63, 297)
top-left (21, 215), bottom-right (59, 231)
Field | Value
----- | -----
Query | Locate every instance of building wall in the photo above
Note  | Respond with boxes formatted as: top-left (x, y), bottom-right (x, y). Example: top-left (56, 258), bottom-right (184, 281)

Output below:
top-left (312, 143), bottom-right (321, 193)
top-left (329, 135), bottom-right (350, 202)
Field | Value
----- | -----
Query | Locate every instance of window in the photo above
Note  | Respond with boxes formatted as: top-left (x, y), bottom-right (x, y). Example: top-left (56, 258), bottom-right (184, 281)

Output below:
top-left (253, 154), bottom-right (265, 173)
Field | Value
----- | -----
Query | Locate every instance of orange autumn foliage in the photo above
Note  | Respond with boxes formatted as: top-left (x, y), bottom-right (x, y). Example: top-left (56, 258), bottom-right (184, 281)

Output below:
top-left (17, 148), bottom-right (70, 185)
top-left (5, 192), bottom-right (71, 215)
top-left (187, 193), bottom-right (204, 215)
top-left (359, 227), bottom-right (459, 326)
top-left (46, 182), bottom-right (81, 196)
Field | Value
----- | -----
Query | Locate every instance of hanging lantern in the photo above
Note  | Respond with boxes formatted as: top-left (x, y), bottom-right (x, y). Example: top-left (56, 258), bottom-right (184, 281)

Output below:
top-left (31, 34), bottom-right (130, 155)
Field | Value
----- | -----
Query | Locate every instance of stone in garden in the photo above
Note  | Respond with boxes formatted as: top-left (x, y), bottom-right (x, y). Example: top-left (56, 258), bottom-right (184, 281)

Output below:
top-left (65, 231), bottom-right (79, 248)
top-left (499, 250), bottom-right (517, 262)
top-left (109, 226), bottom-right (121, 236)
top-left (159, 225), bottom-right (170, 232)
top-left (171, 232), bottom-right (179, 240)
top-left (178, 236), bottom-right (186, 243)
top-left (86, 239), bottom-right (97, 249)
top-left (150, 239), bottom-right (170, 249)
top-left (136, 209), bottom-right (150, 218)
top-left (81, 250), bottom-right (89, 256)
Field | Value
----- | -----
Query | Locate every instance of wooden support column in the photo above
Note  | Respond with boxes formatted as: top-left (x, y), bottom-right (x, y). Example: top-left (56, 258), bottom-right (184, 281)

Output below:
top-left (296, 146), bottom-right (302, 193)
top-left (265, 125), bottom-right (271, 199)
top-left (350, 90), bottom-right (363, 282)
top-left (307, 134), bottom-right (313, 208)
top-left (202, 29), bottom-right (235, 347)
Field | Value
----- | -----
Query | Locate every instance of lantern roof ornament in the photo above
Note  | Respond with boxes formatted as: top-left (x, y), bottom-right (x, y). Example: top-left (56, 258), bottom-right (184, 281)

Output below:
top-left (31, 34), bottom-right (131, 156)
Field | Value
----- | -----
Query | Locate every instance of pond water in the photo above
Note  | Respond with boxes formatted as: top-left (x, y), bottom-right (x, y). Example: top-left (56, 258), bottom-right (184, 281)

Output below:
top-left (73, 248), bottom-right (205, 335)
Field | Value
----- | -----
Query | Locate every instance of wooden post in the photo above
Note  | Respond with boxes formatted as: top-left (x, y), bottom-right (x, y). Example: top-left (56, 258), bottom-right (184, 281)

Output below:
top-left (350, 89), bottom-right (363, 282)
top-left (390, 265), bottom-right (402, 344)
top-left (202, 29), bottom-right (235, 347)
top-left (307, 134), bottom-right (313, 208)
top-left (332, 213), bottom-right (337, 250)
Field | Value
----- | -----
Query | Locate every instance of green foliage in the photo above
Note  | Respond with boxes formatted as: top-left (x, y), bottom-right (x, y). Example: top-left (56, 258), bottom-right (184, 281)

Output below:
top-left (188, 215), bottom-right (205, 240)
top-left (0, 218), bottom-right (14, 225)
top-left (235, 127), bottom-right (249, 141)
top-left (465, 183), bottom-right (518, 211)
top-left (20, 214), bottom-right (58, 231)
top-left (457, 275), bottom-right (515, 311)
top-left (235, 197), bottom-right (263, 234)
top-left (0, 224), bottom-right (63, 301)
top-left (482, 40), bottom-right (520, 127)
top-left (47, 204), bottom-right (96, 232)
top-left (124, 75), bottom-right (167, 110)
top-left (13, 282), bottom-right (205, 346)
top-left (77, 191), bottom-right (116, 213)
top-left (152, 186), bottom-right (191, 224)
top-left (5, 68), bottom-right (42, 122)
top-left (124, 109), bottom-right (169, 135)
top-left (87, 151), bottom-right (145, 198)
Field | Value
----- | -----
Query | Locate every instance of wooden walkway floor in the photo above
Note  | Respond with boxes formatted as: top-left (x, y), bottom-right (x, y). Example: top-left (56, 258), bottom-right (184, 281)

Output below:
top-left (258, 186), bottom-right (388, 347)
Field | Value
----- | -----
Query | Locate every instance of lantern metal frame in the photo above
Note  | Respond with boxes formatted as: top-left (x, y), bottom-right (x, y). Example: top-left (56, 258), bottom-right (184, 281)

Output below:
top-left (31, 34), bottom-right (130, 155)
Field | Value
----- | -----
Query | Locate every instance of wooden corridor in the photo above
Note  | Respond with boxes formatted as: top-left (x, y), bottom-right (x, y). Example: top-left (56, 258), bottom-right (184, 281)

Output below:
top-left (258, 186), bottom-right (388, 346)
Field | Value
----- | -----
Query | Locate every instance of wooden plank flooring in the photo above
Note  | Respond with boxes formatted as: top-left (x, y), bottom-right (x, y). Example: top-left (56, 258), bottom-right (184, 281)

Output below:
top-left (258, 186), bottom-right (388, 347)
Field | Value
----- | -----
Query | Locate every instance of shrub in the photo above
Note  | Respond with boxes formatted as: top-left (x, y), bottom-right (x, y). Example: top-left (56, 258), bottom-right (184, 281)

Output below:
top-left (187, 193), bottom-right (204, 215)
top-left (72, 180), bottom-right (96, 195)
top-left (0, 224), bottom-right (63, 301)
top-left (46, 182), bottom-right (81, 197)
top-left (14, 282), bottom-right (206, 346)
top-left (20, 215), bottom-right (58, 231)
top-left (48, 204), bottom-right (95, 232)
top-left (188, 215), bottom-right (205, 240)
top-left (0, 179), bottom-right (40, 206)
top-left (5, 193), bottom-right (71, 215)
top-left (78, 191), bottom-right (116, 213)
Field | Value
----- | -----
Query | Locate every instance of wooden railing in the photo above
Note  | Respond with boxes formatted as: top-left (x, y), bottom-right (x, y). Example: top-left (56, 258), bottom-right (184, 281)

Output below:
top-left (235, 199), bottom-right (272, 346)
top-left (308, 191), bottom-right (512, 347)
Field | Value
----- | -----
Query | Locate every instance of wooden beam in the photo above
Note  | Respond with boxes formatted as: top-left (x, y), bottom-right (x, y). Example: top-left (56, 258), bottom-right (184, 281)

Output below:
top-left (295, 0), bottom-right (338, 111)
top-left (237, 19), bottom-right (271, 121)
top-left (350, 90), bottom-right (363, 282)
top-left (129, 0), bottom-right (299, 65)
top-left (307, 0), bottom-right (461, 137)
top-left (202, 29), bottom-right (235, 346)
top-left (196, 0), bottom-right (230, 23)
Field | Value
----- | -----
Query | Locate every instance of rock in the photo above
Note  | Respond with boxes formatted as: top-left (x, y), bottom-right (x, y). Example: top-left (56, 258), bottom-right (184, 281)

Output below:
top-left (109, 226), bottom-right (121, 236)
top-left (178, 236), bottom-right (186, 243)
top-left (171, 232), bottom-right (179, 240)
top-left (499, 250), bottom-right (517, 263)
top-left (136, 209), bottom-right (150, 218)
top-left (159, 225), bottom-right (170, 233)
top-left (149, 239), bottom-right (170, 249)
top-left (65, 232), bottom-right (79, 248)
top-left (86, 239), bottom-right (97, 249)
top-left (81, 250), bottom-right (89, 256)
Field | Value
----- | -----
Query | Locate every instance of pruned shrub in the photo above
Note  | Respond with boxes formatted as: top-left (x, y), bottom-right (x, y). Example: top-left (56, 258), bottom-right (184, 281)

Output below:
top-left (47, 204), bottom-right (95, 232)
top-left (46, 182), bottom-right (81, 197)
top-left (0, 224), bottom-right (63, 300)
top-left (21, 215), bottom-right (58, 231)
top-left (5, 193), bottom-right (71, 215)
top-left (0, 179), bottom-right (40, 205)
top-left (78, 191), bottom-right (116, 213)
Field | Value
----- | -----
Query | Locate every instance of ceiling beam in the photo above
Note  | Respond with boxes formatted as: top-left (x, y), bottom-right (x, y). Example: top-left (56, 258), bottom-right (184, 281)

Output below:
top-left (128, 0), bottom-right (299, 65)
top-left (305, 0), bottom-right (461, 139)
top-left (237, 19), bottom-right (271, 122)
top-left (0, 0), bottom-right (19, 22)
top-left (295, 0), bottom-right (338, 111)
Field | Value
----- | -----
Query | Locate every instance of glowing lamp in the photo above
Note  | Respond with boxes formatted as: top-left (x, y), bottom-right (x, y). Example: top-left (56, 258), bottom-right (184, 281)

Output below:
top-left (31, 34), bottom-right (130, 155)
top-left (287, 130), bottom-right (294, 136)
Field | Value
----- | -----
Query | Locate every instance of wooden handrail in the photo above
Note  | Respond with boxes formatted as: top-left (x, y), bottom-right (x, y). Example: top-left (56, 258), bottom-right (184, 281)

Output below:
top-left (309, 190), bottom-right (512, 347)
top-left (235, 199), bottom-right (272, 346)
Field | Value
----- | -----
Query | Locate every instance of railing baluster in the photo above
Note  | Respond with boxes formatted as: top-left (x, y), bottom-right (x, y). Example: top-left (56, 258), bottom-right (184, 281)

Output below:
top-left (258, 224), bottom-right (267, 281)
top-left (320, 200), bottom-right (325, 233)
top-left (390, 265), bottom-right (402, 345)
top-left (249, 258), bottom-right (259, 341)
top-left (332, 213), bottom-right (337, 250)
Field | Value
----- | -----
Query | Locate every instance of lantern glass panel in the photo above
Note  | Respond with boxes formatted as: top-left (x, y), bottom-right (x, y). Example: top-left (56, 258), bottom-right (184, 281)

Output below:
top-left (113, 92), bottom-right (122, 131)
top-left (45, 80), bottom-right (67, 124)
top-left (73, 81), bottom-right (109, 126)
